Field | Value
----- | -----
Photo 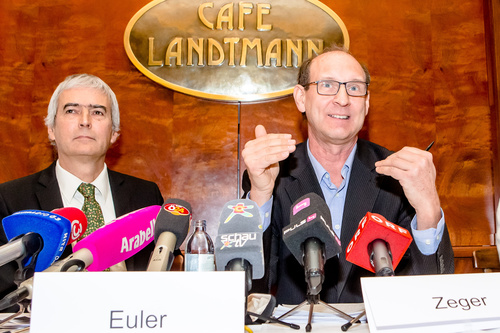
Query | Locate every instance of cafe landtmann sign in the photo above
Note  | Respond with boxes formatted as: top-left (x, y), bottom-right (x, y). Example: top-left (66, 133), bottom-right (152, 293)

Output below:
top-left (124, 0), bottom-right (349, 102)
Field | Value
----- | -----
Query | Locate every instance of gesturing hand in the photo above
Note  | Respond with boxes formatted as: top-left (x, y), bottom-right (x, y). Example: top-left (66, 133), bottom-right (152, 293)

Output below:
top-left (375, 147), bottom-right (441, 229)
top-left (241, 125), bottom-right (296, 206)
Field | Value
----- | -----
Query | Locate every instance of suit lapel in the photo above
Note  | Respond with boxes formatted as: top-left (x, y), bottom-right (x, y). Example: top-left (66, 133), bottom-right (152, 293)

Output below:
top-left (108, 170), bottom-right (129, 217)
top-left (284, 143), bottom-right (324, 209)
top-left (35, 162), bottom-right (64, 211)
top-left (336, 141), bottom-right (381, 299)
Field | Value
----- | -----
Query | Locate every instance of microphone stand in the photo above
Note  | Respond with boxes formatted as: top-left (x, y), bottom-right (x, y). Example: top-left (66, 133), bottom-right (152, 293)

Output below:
top-left (277, 293), bottom-right (358, 332)
top-left (278, 239), bottom-right (358, 332)
top-left (277, 274), bottom-right (358, 332)
top-left (342, 240), bottom-right (395, 331)
top-left (247, 311), bottom-right (300, 330)
top-left (0, 302), bottom-right (25, 328)
top-left (226, 258), bottom-right (300, 330)
top-left (341, 309), bottom-right (366, 331)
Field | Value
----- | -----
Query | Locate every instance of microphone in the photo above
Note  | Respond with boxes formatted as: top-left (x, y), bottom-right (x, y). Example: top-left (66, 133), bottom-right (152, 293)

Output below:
top-left (282, 193), bottom-right (341, 296)
top-left (341, 213), bottom-right (413, 332)
top-left (0, 239), bottom-right (90, 311)
top-left (71, 205), bottom-right (161, 272)
top-left (214, 199), bottom-right (264, 294)
top-left (0, 205), bottom-right (161, 311)
top-left (0, 232), bottom-right (43, 268)
top-left (147, 199), bottom-right (192, 271)
top-left (345, 212), bottom-right (413, 276)
top-left (51, 207), bottom-right (88, 244)
top-left (0, 249), bottom-right (76, 311)
top-left (2, 209), bottom-right (72, 271)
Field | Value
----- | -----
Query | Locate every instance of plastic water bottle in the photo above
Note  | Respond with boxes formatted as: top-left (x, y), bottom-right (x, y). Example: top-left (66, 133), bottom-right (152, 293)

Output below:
top-left (185, 220), bottom-right (215, 271)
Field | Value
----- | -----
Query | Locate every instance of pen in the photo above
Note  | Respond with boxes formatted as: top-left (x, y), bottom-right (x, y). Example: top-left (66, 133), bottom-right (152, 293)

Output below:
top-left (425, 141), bottom-right (435, 151)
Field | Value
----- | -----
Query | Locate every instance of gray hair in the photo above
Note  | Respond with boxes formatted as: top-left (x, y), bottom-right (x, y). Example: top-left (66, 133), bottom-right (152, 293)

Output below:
top-left (45, 74), bottom-right (120, 132)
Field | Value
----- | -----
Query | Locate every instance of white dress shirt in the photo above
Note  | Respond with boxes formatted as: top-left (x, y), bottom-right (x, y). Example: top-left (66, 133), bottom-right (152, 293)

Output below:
top-left (55, 160), bottom-right (127, 271)
top-left (55, 160), bottom-right (116, 223)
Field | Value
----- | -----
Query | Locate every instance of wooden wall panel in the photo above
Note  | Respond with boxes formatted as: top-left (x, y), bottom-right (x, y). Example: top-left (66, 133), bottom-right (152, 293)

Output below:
top-left (0, 1), bottom-right (37, 180)
top-left (485, 0), bottom-right (500, 243)
top-left (0, 0), bottom-right (498, 271)
top-left (169, 94), bottom-right (239, 240)
top-left (431, 1), bottom-right (494, 247)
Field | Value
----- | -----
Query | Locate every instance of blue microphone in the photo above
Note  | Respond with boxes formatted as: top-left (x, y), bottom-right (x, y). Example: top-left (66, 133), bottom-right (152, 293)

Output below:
top-left (2, 209), bottom-right (72, 271)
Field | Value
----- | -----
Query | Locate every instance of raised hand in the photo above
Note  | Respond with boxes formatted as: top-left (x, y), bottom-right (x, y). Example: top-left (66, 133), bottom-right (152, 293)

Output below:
top-left (241, 125), bottom-right (296, 206)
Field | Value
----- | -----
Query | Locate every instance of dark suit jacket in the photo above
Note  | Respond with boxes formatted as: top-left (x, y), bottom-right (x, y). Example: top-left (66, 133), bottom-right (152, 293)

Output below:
top-left (0, 161), bottom-right (164, 301)
top-left (244, 139), bottom-right (454, 305)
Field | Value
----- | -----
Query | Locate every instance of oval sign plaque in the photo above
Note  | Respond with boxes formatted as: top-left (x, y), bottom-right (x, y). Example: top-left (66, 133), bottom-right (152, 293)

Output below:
top-left (124, 0), bottom-right (349, 102)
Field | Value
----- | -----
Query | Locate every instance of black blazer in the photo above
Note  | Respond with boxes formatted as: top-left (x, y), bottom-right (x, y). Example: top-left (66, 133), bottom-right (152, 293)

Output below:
top-left (0, 162), bottom-right (164, 299)
top-left (245, 139), bottom-right (454, 305)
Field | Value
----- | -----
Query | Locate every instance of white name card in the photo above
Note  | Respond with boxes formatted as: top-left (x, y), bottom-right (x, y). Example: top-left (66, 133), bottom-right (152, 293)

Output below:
top-left (30, 271), bottom-right (245, 333)
top-left (361, 273), bottom-right (500, 333)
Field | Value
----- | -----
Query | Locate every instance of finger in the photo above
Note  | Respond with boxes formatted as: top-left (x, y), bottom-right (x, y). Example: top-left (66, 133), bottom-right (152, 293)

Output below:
top-left (253, 124), bottom-right (293, 143)
top-left (376, 155), bottom-right (414, 172)
top-left (244, 133), bottom-right (295, 151)
top-left (376, 147), bottom-right (431, 169)
top-left (243, 143), bottom-right (295, 166)
top-left (375, 165), bottom-right (407, 181)
top-left (376, 157), bottom-right (435, 184)
top-left (255, 124), bottom-right (267, 138)
top-left (244, 125), bottom-right (295, 169)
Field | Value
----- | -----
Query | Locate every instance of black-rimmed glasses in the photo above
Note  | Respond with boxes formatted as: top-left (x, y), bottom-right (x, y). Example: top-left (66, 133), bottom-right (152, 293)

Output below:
top-left (304, 80), bottom-right (369, 96)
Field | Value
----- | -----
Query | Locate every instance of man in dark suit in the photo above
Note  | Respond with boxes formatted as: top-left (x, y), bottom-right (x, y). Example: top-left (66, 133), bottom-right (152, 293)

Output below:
top-left (0, 74), bottom-right (163, 305)
top-left (242, 45), bottom-right (454, 305)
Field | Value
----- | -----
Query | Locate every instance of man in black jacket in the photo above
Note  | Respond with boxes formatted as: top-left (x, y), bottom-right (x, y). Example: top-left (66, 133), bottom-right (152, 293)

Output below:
top-left (242, 45), bottom-right (454, 304)
top-left (0, 74), bottom-right (164, 306)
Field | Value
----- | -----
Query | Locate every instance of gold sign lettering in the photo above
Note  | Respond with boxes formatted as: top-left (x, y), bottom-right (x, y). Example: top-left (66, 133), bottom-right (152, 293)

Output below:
top-left (238, 2), bottom-right (253, 31)
top-left (125, 0), bottom-right (348, 101)
top-left (148, 37), bottom-right (323, 68)
top-left (199, 3), bottom-right (214, 29)
top-left (256, 4), bottom-right (272, 31)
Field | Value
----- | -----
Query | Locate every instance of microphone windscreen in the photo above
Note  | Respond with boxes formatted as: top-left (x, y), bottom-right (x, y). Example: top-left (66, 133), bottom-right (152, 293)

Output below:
top-left (2, 210), bottom-right (71, 271)
top-left (345, 212), bottom-right (413, 273)
top-left (154, 198), bottom-right (192, 250)
top-left (73, 205), bottom-right (161, 271)
top-left (51, 207), bottom-right (88, 244)
top-left (283, 193), bottom-right (342, 264)
top-left (214, 199), bottom-right (264, 279)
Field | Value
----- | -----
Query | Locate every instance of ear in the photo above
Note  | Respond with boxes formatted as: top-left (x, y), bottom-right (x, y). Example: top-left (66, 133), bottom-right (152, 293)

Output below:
top-left (293, 84), bottom-right (306, 114)
top-left (110, 131), bottom-right (120, 145)
top-left (48, 126), bottom-right (56, 142)
top-left (364, 91), bottom-right (370, 116)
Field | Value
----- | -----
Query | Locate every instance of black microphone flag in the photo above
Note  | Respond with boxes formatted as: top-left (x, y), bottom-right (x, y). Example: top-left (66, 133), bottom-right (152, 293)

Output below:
top-left (214, 199), bottom-right (264, 279)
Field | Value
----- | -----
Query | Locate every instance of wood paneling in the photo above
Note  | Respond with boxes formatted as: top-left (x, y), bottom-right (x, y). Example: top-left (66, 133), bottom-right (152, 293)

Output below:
top-left (0, 0), bottom-right (498, 270)
top-left (169, 94), bottom-right (239, 239)
top-left (485, 0), bottom-right (500, 245)
top-left (473, 246), bottom-right (500, 271)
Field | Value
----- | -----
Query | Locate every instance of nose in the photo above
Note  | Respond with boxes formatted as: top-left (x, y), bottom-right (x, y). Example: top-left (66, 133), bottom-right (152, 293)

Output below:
top-left (79, 110), bottom-right (91, 128)
top-left (333, 84), bottom-right (350, 107)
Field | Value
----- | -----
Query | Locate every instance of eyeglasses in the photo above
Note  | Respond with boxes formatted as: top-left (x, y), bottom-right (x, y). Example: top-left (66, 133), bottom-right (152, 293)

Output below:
top-left (304, 80), bottom-right (369, 97)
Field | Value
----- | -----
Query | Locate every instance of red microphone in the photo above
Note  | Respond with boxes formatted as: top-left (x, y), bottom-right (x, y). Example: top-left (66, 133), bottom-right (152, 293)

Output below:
top-left (345, 212), bottom-right (412, 276)
top-left (342, 212), bottom-right (413, 332)
top-left (51, 208), bottom-right (88, 244)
